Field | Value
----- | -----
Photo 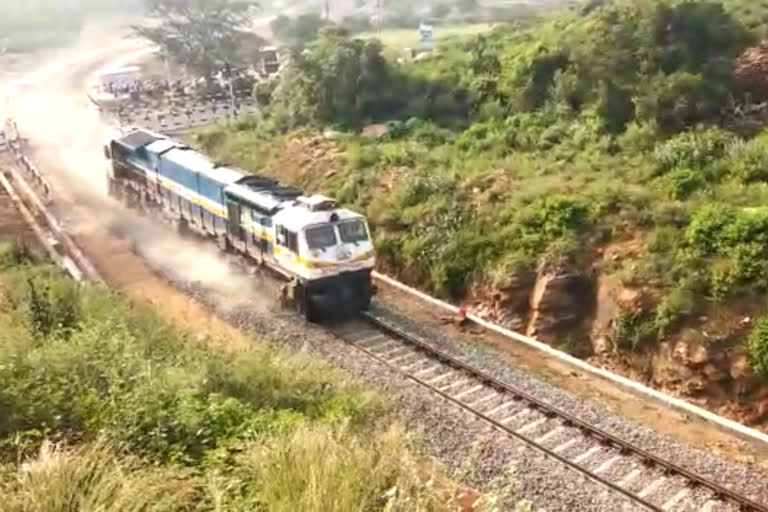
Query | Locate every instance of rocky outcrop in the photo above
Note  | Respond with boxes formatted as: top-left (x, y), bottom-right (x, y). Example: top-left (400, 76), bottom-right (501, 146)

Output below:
top-left (648, 332), bottom-right (768, 425)
top-left (467, 245), bottom-right (768, 428)
top-left (525, 266), bottom-right (594, 355)
top-left (472, 268), bottom-right (534, 332)
top-left (473, 264), bottom-right (594, 354)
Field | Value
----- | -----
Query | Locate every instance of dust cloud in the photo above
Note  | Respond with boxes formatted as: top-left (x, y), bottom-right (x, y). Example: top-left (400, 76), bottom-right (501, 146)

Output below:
top-left (6, 29), bottom-right (274, 314)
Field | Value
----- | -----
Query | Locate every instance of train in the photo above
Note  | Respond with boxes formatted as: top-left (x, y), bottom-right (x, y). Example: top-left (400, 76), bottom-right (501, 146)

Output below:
top-left (103, 127), bottom-right (375, 321)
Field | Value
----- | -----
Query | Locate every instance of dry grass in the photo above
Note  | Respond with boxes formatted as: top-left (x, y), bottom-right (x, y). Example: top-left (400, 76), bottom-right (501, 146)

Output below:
top-left (1, 439), bottom-right (199, 512)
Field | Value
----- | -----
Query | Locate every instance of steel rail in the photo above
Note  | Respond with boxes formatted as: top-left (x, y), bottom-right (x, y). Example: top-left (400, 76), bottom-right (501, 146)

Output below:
top-left (353, 312), bottom-right (768, 512)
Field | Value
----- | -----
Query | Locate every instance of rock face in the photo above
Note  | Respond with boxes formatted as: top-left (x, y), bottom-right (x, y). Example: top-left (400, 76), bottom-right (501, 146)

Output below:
top-left (525, 267), bottom-right (594, 353)
top-left (470, 255), bottom-right (768, 427)
top-left (472, 268), bottom-right (534, 332)
top-left (473, 264), bottom-right (594, 354)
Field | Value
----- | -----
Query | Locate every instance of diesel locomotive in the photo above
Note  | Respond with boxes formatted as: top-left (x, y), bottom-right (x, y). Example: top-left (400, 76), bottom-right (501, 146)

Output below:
top-left (104, 127), bottom-right (375, 321)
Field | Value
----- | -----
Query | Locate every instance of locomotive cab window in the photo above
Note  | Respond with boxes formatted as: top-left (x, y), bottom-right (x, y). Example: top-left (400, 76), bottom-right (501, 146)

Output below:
top-left (338, 219), bottom-right (369, 243)
top-left (286, 231), bottom-right (299, 253)
top-left (305, 225), bottom-right (337, 250)
top-left (277, 226), bottom-right (299, 253)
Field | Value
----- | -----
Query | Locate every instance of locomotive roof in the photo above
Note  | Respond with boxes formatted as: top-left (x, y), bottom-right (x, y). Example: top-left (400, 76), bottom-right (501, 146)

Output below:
top-left (273, 204), bottom-right (363, 233)
top-left (117, 129), bottom-right (163, 151)
top-left (145, 139), bottom-right (178, 155)
top-left (224, 174), bottom-right (303, 213)
top-left (146, 142), bottom-right (244, 185)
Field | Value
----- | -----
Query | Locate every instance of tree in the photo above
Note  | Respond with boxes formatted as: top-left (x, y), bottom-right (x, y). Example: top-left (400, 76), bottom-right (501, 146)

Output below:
top-left (270, 28), bottom-right (394, 127)
top-left (270, 12), bottom-right (330, 46)
top-left (133, 0), bottom-right (259, 79)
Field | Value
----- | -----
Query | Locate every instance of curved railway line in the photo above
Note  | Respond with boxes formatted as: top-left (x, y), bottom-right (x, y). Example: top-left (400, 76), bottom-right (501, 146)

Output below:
top-left (333, 312), bottom-right (768, 512)
top-left (4, 119), bottom-right (768, 511)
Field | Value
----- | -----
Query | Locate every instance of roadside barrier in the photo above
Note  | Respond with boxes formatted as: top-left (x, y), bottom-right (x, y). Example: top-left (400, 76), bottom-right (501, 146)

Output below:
top-left (3, 120), bottom-right (52, 200)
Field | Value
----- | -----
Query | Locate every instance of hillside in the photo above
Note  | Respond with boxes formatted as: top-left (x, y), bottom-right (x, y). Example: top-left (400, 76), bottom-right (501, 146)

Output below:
top-left (0, 243), bottom-right (468, 511)
top-left (195, 0), bottom-right (768, 425)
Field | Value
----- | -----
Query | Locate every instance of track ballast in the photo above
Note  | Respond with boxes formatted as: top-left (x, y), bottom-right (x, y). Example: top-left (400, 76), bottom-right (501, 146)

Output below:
top-left (332, 312), bottom-right (768, 512)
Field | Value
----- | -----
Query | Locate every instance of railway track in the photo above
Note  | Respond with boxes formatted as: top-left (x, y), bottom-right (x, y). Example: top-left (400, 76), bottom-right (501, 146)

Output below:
top-left (332, 312), bottom-right (768, 512)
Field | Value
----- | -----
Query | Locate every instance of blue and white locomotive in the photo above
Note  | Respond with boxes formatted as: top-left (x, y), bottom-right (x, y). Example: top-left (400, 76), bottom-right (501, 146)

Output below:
top-left (104, 127), bottom-right (375, 321)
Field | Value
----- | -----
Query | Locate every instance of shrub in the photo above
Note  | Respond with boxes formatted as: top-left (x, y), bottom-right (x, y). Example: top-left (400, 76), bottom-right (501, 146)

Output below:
top-left (663, 167), bottom-right (704, 199)
top-left (220, 425), bottom-right (455, 512)
top-left (654, 283), bottom-right (696, 336)
top-left (428, 227), bottom-right (496, 297)
top-left (648, 226), bottom-right (682, 254)
top-left (378, 142), bottom-right (418, 167)
top-left (615, 311), bottom-right (657, 352)
top-left (385, 120), bottom-right (409, 139)
top-left (685, 204), bottom-right (737, 254)
top-left (396, 172), bottom-right (455, 208)
top-left (618, 120), bottom-right (659, 152)
top-left (0, 242), bottom-right (34, 269)
top-left (747, 315), bottom-right (768, 378)
top-left (653, 127), bottom-right (735, 174)
top-left (728, 136), bottom-right (768, 182)
top-left (454, 121), bottom-right (507, 155)
top-left (519, 195), bottom-right (589, 242)
top-left (410, 121), bottom-right (453, 147)
top-left (347, 143), bottom-right (381, 169)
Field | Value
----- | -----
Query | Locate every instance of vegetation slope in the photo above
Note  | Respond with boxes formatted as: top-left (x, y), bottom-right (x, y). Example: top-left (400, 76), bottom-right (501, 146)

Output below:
top-left (0, 243), bottom-right (477, 511)
top-left (194, 0), bottom-right (768, 417)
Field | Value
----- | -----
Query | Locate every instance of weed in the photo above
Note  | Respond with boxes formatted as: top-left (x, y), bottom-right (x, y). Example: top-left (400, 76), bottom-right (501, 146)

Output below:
top-left (747, 315), bottom-right (768, 378)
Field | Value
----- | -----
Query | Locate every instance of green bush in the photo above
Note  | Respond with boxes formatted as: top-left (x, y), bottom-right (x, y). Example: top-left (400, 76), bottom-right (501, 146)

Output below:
top-left (347, 143), bottom-right (382, 169)
top-left (747, 315), bottom-right (768, 378)
top-left (654, 282), bottom-right (696, 336)
top-left (223, 425), bottom-right (453, 512)
top-left (0, 265), bottom-right (378, 464)
top-left (653, 127), bottom-right (735, 174)
top-left (663, 167), bottom-right (704, 199)
top-left (396, 172), bottom-right (455, 208)
top-left (618, 120), bottom-right (660, 152)
top-left (685, 204), bottom-right (737, 254)
top-left (519, 195), bottom-right (589, 244)
top-left (615, 311), bottom-right (657, 352)
top-left (0, 242), bottom-right (34, 269)
top-left (728, 137), bottom-right (768, 183)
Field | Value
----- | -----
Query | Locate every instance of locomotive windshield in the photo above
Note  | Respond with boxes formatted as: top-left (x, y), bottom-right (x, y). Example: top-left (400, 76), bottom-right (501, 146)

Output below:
top-left (338, 219), bottom-right (369, 243)
top-left (306, 225), bottom-right (337, 249)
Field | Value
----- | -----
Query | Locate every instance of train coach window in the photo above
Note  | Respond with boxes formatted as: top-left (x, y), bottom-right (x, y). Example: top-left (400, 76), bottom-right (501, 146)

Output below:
top-left (338, 219), bottom-right (369, 243)
top-left (306, 225), bottom-right (337, 250)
